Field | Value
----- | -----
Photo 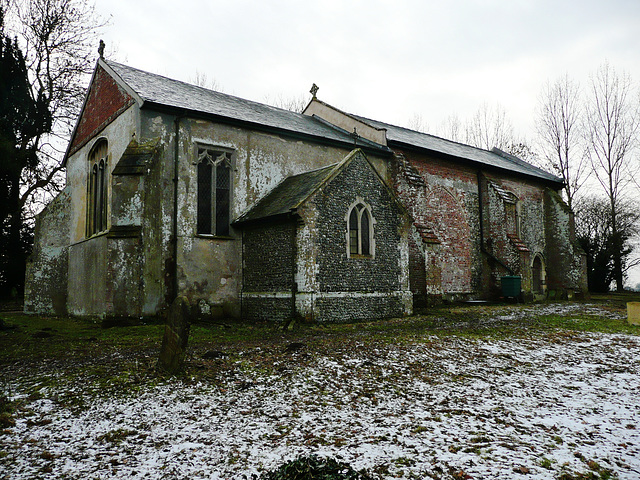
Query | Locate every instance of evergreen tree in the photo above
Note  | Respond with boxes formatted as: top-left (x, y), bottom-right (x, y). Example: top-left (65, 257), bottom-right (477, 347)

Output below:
top-left (0, 7), bottom-right (51, 296)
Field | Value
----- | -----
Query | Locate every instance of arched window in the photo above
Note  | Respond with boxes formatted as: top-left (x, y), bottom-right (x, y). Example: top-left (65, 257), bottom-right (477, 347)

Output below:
top-left (87, 139), bottom-right (108, 236)
top-left (197, 147), bottom-right (232, 236)
top-left (348, 202), bottom-right (373, 257)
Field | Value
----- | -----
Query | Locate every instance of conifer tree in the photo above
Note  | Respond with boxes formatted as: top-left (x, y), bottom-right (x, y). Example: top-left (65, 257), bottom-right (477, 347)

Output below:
top-left (0, 7), bottom-right (51, 296)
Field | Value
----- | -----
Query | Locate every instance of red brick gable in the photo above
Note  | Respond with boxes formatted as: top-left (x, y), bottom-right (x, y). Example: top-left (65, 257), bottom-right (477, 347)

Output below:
top-left (68, 64), bottom-right (135, 156)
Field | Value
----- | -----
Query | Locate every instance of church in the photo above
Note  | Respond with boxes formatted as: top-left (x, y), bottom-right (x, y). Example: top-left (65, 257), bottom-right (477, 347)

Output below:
top-left (24, 55), bottom-right (588, 322)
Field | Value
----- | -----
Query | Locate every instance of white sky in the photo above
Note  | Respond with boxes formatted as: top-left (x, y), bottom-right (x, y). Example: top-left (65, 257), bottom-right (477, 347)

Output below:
top-left (93, 0), bottom-right (640, 287)
top-left (94, 0), bottom-right (640, 139)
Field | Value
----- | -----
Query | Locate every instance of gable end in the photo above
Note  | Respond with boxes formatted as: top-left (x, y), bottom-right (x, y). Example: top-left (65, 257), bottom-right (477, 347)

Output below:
top-left (68, 64), bottom-right (135, 157)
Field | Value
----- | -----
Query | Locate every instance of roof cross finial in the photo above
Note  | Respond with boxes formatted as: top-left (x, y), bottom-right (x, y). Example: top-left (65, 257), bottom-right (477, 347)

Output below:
top-left (351, 127), bottom-right (359, 146)
top-left (310, 83), bottom-right (319, 98)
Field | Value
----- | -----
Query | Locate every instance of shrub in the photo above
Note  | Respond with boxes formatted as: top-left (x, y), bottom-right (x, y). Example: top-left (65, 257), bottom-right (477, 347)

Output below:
top-left (255, 455), bottom-right (376, 480)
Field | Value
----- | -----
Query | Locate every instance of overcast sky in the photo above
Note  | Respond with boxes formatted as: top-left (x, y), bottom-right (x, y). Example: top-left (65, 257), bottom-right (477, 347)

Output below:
top-left (94, 0), bottom-right (640, 141)
top-left (94, 0), bottom-right (640, 287)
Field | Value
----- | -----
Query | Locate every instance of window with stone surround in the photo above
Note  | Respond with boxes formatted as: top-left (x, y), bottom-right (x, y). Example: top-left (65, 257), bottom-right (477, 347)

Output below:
top-left (504, 194), bottom-right (521, 237)
top-left (86, 139), bottom-right (108, 237)
top-left (347, 201), bottom-right (374, 257)
top-left (196, 147), bottom-right (232, 236)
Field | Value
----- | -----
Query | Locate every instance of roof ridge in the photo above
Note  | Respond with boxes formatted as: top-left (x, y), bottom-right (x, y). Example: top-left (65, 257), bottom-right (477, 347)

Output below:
top-left (356, 113), bottom-right (512, 157)
top-left (105, 59), bottom-right (308, 118)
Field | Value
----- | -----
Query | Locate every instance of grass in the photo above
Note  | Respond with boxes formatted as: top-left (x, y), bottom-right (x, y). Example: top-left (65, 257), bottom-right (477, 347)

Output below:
top-left (1, 297), bottom-right (639, 394)
top-left (1, 297), bottom-right (636, 480)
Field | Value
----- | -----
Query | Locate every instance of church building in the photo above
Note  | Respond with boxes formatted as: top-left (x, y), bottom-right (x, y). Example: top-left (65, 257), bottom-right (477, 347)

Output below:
top-left (24, 56), bottom-right (587, 322)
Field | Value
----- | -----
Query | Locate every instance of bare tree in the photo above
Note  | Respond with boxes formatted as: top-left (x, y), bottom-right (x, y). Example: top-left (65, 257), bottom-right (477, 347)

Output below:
top-left (1, 0), bottom-right (105, 294)
top-left (574, 195), bottom-right (640, 292)
top-left (584, 62), bottom-right (640, 291)
top-left (263, 93), bottom-right (308, 114)
top-left (406, 113), bottom-right (428, 133)
top-left (11, 0), bottom-right (106, 217)
top-left (436, 114), bottom-right (463, 142)
top-left (464, 102), bottom-right (515, 151)
top-left (536, 74), bottom-right (587, 211)
top-left (506, 141), bottom-right (540, 165)
top-left (190, 70), bottom-right (223, 92)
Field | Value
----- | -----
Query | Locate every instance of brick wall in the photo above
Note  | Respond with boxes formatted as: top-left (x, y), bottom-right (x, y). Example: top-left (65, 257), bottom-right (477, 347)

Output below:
top-left (394, 150), bottom-right (481, 298)
top-left (394, 149), bottom-right (580, 300)
top-left (69, 64), bottom-right (134, 155)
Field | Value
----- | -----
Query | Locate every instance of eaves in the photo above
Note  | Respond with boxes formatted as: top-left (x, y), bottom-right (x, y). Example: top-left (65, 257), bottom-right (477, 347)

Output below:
top-left (388, 139), bottom-right (565, 190)
top-left (141, 101), bottom-right (394, 159)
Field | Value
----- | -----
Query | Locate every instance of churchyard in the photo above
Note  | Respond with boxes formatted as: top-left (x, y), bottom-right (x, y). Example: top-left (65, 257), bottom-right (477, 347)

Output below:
top-left (1, 297), bottom-right (639, 479)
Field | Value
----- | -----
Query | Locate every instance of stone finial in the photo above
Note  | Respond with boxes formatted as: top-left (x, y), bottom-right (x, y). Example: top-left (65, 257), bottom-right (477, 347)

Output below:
top-left (98, 39), bottom-right (105, 58)
top-left (310, 83), bottom-right (319, 98)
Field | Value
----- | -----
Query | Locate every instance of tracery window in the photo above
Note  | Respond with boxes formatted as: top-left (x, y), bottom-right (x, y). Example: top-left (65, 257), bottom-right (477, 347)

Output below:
top-left (348, 202), bottom-right (373, 257)
top-left (197, 147), bottom-right (231, 236)
top-left (87, 139), bottom-right (108, 236)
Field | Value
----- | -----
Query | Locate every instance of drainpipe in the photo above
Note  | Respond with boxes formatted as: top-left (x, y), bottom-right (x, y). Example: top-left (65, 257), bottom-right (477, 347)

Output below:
top-left (171, 115), bottom-right (183, 302)
top-left (477, 171), bottom-right (514, 275)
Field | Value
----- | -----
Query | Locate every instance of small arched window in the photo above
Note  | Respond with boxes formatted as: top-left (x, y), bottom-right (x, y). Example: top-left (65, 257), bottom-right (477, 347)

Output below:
top-left (87, 139), bottom-right (108, 236)
top-left (348, 203), bottom-right (373, 257)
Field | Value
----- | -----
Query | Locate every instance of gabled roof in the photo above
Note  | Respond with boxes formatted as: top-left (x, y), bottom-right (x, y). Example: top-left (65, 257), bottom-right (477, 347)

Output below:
top-left (355, 115), bottom-right (562, 185)
top-left (81, 59), bottom-right (561, 186)
top-left (103, 59), bottom-right (390, 155)
top-left (234, 163), bottom-right (337, 224)
top-left (235, 149), bottom-right (410, 225)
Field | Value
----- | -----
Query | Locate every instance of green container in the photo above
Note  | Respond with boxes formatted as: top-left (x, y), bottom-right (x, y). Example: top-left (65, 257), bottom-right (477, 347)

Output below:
top-left (501, 275), bottom-right (521, 297)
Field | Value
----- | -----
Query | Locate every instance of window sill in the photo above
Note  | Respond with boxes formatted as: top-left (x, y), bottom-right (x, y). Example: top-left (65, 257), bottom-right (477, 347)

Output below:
top-left (196, 234), bottom-right (234, 240)
top-left (71, 230), bottom-right (109, 246)
top-left (349, 254), bottom-right (374, 260)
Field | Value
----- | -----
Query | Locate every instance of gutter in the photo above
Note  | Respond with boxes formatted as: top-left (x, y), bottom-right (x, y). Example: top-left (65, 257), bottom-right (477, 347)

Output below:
top-left (392, 140), bottom-right (564, 190)
top-left (143, 102), bottom-right (393, 159)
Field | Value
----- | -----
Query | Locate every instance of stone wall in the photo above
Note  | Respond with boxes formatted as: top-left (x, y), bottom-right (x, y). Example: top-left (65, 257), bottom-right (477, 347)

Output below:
top-left (140, 111), bottom-right (391, 318)
top-left (310, 152), bottom-right (410, 322)
top-left (240, 151), bottom-right (411, 323)
top-left (67, 235), bottom-right (108, 316)
top-left (544, 189), bottom-right (588, 295)
top-left (24, 189), bottom-right (71, 315)
top-left (315, 155), bottom-right (402, 293)
top-left (241, 221), bottom-right (295, 322)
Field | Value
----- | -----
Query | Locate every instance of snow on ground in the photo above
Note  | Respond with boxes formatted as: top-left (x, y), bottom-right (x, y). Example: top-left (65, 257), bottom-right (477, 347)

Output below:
top-left (2, 303), bottom-right (640, 479)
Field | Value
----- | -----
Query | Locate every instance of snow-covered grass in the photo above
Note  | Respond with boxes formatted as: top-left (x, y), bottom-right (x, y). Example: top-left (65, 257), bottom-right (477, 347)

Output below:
top-left (1, 303), bottom-right (639, 479)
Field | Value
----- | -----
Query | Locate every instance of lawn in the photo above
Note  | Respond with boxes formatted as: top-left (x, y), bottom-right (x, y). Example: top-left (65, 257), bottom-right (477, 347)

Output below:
top-left (1, 299), bottom-right (640, 479)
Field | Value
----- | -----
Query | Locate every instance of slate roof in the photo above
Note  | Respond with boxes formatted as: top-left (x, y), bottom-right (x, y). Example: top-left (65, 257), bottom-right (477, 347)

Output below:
top-left (356, 116), bottom-right (562, 185)
top-left (103, 59), bottom-right (562, 186)
top-left (105, 60), bottom-right (386, 153)
top-left (112, 138), bottom-right (161, 175)
top-left (234, 164), bottom-right (338, 224)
